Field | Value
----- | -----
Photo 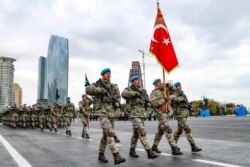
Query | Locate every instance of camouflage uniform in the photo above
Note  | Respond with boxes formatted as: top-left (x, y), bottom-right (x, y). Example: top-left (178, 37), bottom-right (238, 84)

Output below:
top-left (51, 103), bottom-right (62, 132)
top-left (62, 101), bottom-right (75, 136)
top-left (86, 78), bottom-right (125, 164)
top-left (122, 84), bottom-right (158, 159)
top-left (39, 107), bottom-right (46, 131)
top-left (150, 86), bottom-right (182, 155)
top-left (30, 106), bottom-right (39, 128)
top-left (19, 105), bottom-right (28, 128)
top-left (46, 107), bottom-right (53, 131)
top-left (79, 95), bottom-right (92, 139)
top-left (170, 89), bottom-right (202, 152)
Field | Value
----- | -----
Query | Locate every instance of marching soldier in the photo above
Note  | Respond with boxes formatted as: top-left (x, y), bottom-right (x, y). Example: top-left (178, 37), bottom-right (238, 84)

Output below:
top-left (39, 105), bottom-right (46, 131)
top-left (62, 97), bottom-right (75, 136)
top-left (46, 106), bottom-right (53, 131)
top-left (78, 94), bottom-right (92, 139)
top-left (86, 68), bottom-right (125, 165)
top-left (51, 102), bottom-right (62, 132)
top-left (150, 79), bottom-right (183, 155)
top-left (30, 105), bottom-right (39, 129)
top-left (121, 76), bottom-right (158, 159)
top-left (170, 82), bottom-right (202, 152)
top-left (20, 104), bottom-right (28, 128)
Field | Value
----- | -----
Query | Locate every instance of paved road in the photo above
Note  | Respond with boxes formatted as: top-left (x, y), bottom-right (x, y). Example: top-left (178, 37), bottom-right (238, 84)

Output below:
top-left (0, 116), bottom-right (249, 167)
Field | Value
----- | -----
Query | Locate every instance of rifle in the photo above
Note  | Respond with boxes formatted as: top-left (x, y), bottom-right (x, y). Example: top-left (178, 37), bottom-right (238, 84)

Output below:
top-left (97, 79), bottom-right (123, 111)
top-left (177, 90), bottom-right (195, 115)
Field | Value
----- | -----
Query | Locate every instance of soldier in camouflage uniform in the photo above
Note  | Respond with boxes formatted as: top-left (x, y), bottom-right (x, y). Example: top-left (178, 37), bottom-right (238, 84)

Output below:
top-left (19, 104), bottom-right (28, 128)
top-left (39, 106), bottom-right (46, 131)
top-left (30, 105), bottom-right (38, 129)
top-left (170, 82), bottom-right (202, 152)
top-left (62, 97), bottom-right (75, 136)
top-left (51, 102), bottom-right (62, 132)
top-left (46, 106), bottom-right (53, 131)
top-left (150, 79), bottom-right (183, 155)
top-left (86, 68), bottom-right (125, 165)
top-left (121, 76), bottom-right (158, 159)
top-left (78, 94), bottom-right (92, 139)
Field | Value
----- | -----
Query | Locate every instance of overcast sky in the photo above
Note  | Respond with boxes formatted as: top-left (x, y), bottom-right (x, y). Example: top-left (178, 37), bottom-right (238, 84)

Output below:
top-left (0, 0), bottom-right (250, 108)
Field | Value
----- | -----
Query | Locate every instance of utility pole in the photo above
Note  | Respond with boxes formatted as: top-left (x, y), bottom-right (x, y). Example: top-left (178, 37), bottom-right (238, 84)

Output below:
top-left (138, 50), bottom-right (146, 88)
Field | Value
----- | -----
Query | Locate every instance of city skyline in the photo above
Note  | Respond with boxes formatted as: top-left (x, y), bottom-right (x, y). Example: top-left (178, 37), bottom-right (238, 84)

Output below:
top-left (13, 83), bottom-right (22, 107)
top-left (0, 0), bottom-right (249, 108)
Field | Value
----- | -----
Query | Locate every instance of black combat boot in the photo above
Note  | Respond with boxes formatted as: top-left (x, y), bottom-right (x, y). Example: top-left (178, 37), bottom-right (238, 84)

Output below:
top-left (146, 149), bottom-right (159, 159)
top-left (50, 128), bottom-right (52, 131)
top-left (129, 148), bottom-right (139, 158)
top-left (98, 152), bottom-right (108, 163)
top-left (114, 135), bottom-right (120, 143)
top-left (41, 128), bottom-right (43, 131)
top-left (86, 134), bottom-right (90, 139)
top-left (68, 130), bottom-right (72, 136)
top-left (113, 152), bottom-right (126, 165)
top-left (81, 134), bottom-right (86, 138)
top-left (191, 144), bottom-right (202, 152)
top-left (55, 128), bottom-right (57, 132)
top-left (66, 130), bottom-right (69, 135)
top-left (152, 144), bottom-right (161, 153)
top-left (171, 146), bottom-right (183, 155)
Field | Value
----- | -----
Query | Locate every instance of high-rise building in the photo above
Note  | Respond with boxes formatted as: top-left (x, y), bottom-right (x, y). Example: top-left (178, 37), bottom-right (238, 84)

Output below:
top-left (47, 35), bottom-right (69, 105)
top-left (13, 83), bottom-right (22, 107)
top-left (0, 57), bottom-right (16, 112)
top-left (128, 61), bottom-right (143, 87)
top-left (37, 56), bottom-right (48, 105)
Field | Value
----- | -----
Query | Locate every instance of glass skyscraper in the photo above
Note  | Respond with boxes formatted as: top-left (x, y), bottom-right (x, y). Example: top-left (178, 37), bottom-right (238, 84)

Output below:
top-left (0, 57), bottom-right (16, 112)
top-left (47, 35), bottom-right (69, 105)
top-left (37, 56), bottom-right (48, 105)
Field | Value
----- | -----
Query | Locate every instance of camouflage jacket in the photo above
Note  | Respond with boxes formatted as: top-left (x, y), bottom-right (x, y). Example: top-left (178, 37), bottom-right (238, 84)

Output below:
top-left (121, 84), bottom-right (149, 118)
top-left (62, 102), bottom-right (75, 117)
top-left (85, 78), bottom-right (120, 117)
top-left (170, 90), bottom-right (189, 118)
top-left (51, 105), bottom-right (61, 117)
top-left (79, 96), bottom-right (93, 117)
top-left (150, 87), bottom-right (169, 123)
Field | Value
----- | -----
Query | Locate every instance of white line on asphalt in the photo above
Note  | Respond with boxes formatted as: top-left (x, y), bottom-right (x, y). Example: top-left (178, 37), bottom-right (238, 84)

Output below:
top-left (136, 148), bottom-right (145, 152)
top-left (0, 135), bottom-right (32, 167)
top-left (160, 153), bottom-right (172, 156)
top-left (193, 159), bottom-right (242, 167)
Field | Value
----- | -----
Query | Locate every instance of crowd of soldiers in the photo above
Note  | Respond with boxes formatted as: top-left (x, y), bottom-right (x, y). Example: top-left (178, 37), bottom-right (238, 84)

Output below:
top-left (1, 97), bottom-right (76, 136)
top-left (1, 67), bottom-right (202, 165)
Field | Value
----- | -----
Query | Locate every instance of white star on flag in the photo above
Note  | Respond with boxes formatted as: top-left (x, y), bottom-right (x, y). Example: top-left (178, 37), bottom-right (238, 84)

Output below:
top-left (163, 38), bottom-right (171, 45)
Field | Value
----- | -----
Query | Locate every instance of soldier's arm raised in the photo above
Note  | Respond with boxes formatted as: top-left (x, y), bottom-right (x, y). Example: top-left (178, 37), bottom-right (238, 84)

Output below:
top-left (86, 83), bottom-right (107, 95)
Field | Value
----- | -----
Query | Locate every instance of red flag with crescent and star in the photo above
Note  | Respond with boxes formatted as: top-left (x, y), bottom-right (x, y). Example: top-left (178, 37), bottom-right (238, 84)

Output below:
top-left (149, 7), bottom-right (179, 73)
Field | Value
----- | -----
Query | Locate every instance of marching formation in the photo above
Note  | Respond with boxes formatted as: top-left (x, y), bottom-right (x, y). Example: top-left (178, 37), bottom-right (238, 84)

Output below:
top-left (1, 67), bottom-right (202, 165)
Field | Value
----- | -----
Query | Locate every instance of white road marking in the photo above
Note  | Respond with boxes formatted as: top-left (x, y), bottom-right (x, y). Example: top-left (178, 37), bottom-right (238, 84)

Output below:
top-left (0, 135), bottom-right (32, 167)
top-left (193, 159), bottom-right (242, 167)
top-left (136, 148), bottom-right (145, 152)
top-left (160, 153), bottom-right (172, 156)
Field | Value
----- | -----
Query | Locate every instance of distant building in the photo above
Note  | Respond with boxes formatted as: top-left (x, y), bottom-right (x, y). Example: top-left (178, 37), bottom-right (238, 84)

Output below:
top-left (47, 35), bottom-right (69, 105)
top-left (0, 56), bottom-right (16, 112)
top-left (128, 61), bottom-right (143, 87)
top-left (13, 83), bottom-right (22, 107)
top-left (37, 56), bottom-right (48, 105)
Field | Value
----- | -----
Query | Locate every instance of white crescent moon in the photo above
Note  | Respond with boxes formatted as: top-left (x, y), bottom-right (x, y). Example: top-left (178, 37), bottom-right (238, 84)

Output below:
top-left (151, 24), bottom-right (168, 43)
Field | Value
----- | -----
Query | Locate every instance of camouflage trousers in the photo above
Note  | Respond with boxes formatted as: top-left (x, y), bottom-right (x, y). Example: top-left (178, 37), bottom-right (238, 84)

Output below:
top-left (52, 116), bottom-right (60, 129)
top-left (39, 117), bottom-right (46, 129)
top-left (30, 116), bottom-right (38, 127)
top-left (47, 117), bottom-right (53, 129)
top-left (153, 122), bottom-right (176, 147)
top-left (98, 117), bottom-right (119, 154)
top-left (173, 117), bottom-right (195, 145)
top-left (64, 116), bottom-right (73, 131)
top-left (130, 118), bottom-right (151, 150)
top-left (82, 117), bottom-right (89, 135)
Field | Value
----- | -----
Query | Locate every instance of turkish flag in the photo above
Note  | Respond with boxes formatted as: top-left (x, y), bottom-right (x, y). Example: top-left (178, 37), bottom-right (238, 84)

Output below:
top-left (149, 7), bottom-right (179, 73)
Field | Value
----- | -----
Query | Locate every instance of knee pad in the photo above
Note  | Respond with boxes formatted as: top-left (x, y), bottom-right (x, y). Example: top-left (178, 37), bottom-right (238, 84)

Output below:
top-left (166, 126), bottom-right (172, 134)
top-left (184, 126), bottom-right (191, 133)
top-left (106, 128), bottom-right (115, 137)
top-left (139, 128), bottom-right (146, 137)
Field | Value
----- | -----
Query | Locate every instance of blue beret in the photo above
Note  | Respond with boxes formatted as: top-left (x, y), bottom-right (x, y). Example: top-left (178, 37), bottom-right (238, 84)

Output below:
top-left (153, 78), bottom-right (161, 85)
top-left (130, 76), bottom-right (139, 82)
top-left (82, 94), bottom-right (87, 97)
top-left (174, 82), bottom-right (181, 87)
top-left (100, 68), bottom-right (111, 75)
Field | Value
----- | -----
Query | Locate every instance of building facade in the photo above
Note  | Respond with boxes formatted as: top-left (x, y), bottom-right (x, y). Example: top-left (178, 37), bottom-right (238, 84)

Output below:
top-left (0, 57), bottom-right (16, 112)
top-left (13, 83), bottom-right (22, 107)
top-left (47, 35), bottom-right (69, 105)
top-left (128, 61), bottom-right (143, 87)
top-left (37, 56), bottom-right (48, 105)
